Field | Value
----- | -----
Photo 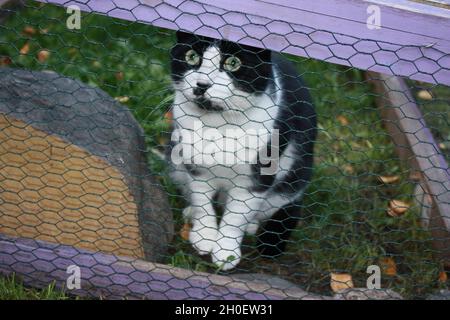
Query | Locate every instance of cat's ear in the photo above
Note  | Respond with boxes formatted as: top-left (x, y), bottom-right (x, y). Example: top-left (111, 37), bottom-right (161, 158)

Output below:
top-left (176, 31), bottom-right (194, 43)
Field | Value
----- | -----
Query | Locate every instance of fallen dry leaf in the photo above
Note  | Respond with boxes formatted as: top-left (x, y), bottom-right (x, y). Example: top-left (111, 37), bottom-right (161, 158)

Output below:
top-left (180, 223), bottom-right (191, 241)
top-left (387, 199), bottom-right (409, 217)
top-left (164, 110), bottom-right (173, 125)
top-left (19, 42), bottom-right (30, 55)
top-left (115, 96), bottom-right (129, 103)
top-left (336, 115), bottom-right (349, 126)
top-left (330, 273), bottom-right (354, 293)
top-left (0, 56), bottom-right (12, 66)
top-left (380, 257), bottom-right (397, 276)
top-left (40, 28), bottom-right (49, 34)
top-left (387, 207), bottom-right (401, 217)
top-left (37, 49), bottom-right (50, 63)
top-left (23, 26), bottom-right (37, 36)
top-left (439, 271), bottom-right (448, 283)
top-left (115, 71), bottom-right (124, 81)
top-left (417, 90), bottom-right (432, 100)
top-left (378, 175), bottom-right (400, 184)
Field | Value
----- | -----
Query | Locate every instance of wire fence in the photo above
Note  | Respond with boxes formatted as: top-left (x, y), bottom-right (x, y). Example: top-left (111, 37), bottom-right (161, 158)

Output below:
top-left (0, 0), bottom-right (449, 300)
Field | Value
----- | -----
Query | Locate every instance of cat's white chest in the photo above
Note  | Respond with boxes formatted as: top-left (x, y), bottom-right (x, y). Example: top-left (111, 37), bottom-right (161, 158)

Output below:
top-left (172, 100), bottom-right (276, 169)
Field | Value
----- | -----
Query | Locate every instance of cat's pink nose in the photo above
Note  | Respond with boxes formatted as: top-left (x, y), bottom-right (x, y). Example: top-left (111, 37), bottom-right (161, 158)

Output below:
top-left (193, 82), bottom-right (211, 96)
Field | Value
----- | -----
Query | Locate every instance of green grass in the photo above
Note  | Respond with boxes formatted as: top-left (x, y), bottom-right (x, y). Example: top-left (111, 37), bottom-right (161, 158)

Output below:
top-left (0, 274), bottom-right (70, 300)
top-left (0, 1), bottom-right (448, 299)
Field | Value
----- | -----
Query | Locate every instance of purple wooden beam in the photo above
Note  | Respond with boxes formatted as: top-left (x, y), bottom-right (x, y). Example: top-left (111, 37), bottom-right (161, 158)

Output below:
top-left (0, 233), bottom-right (321, 300)
top-left (33, 0), bottom-right (450, 86)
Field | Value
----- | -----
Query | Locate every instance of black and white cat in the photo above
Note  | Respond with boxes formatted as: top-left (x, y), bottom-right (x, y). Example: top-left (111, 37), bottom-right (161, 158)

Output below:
top-left (168, 31), bottom-right (316, 270)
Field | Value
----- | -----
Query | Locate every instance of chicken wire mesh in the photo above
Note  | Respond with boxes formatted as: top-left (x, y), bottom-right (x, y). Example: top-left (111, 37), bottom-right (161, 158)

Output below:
top-left (0, 0), bottom-right (449, 300)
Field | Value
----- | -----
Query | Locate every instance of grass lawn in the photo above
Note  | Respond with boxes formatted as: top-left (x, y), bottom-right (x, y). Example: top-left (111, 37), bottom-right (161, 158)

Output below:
top-left (0, 1), bottom-right (448, 299)
top-left (409, 82), bottom-right (450, 163)
top-left (0, 274), bottom-right (70, 300)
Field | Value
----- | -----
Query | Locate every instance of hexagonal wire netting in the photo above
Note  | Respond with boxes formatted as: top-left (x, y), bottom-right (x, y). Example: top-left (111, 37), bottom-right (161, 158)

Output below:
top-left (0, 0), bottom-right (449, 300)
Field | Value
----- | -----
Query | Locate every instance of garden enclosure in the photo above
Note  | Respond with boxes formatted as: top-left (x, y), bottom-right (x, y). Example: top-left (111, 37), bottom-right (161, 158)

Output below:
top-left (0, 0), bottom-right (449, 299)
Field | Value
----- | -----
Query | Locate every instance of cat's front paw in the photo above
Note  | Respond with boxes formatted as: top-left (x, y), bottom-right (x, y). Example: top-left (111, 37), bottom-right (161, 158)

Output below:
top-left (189, 224), bottom-right (217, 255)
top-left (211, 241), bottom-right (241, 271)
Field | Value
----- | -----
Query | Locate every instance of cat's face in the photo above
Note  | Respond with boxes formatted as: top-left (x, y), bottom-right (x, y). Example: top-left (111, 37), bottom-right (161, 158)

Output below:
top-left (171, 31), bottom-right (272, 112)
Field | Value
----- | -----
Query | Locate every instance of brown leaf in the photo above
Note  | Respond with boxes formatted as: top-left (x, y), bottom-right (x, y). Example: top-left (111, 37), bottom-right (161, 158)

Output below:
top-left (37, 49), bottom-right (50, 63)
top-left (330, 273), bottom-right (354, 293)
top-left (378, 175), bottom-right (400, 184)
top-left (23, 26), bottom-right (37, 36)
top-left (0, 56), bottom-right (12, 66)
top-left (115, 71), bottom-right (124, 81)
top-left (439, 271), bottom-right (448, 283)
top-left (387, 199), bottom-right (409, 217)
top-left (380, 257), bottom-right (397, 276)
top-left (417, 90), bottom-right (432, 100)
top-left (336, 115), bottom-right (349, 126)
top-left (164, 110), bottom-right (173, 125)
top-left (19, 42), bottom-right (30, 55)
top-left (180, 223), bottom-right (191, 241)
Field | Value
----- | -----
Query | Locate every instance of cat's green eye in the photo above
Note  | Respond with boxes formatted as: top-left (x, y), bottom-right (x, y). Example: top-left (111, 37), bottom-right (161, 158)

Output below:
top-left (185, 49), bottom-right (200, 66)
top-left (224, 56), bottom-right (242, 72)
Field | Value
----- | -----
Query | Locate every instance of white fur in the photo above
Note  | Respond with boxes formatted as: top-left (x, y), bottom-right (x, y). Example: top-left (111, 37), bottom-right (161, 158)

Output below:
top-left (170, 46), bottom-right (302, 270)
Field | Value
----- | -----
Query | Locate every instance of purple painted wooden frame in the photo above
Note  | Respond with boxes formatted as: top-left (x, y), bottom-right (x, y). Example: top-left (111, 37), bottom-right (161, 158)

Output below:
top-left (0, 233), bottom-right (323, 300)
top-left (34, 0), bottom-right (450, 86)
top-left (2, 0), bottom-right (449, 300)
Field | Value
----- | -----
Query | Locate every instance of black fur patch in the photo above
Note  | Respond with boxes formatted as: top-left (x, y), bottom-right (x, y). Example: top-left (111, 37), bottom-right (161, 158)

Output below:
top-left (170, 32), bottom-right (212, 83)
top-left (184, 163), bottom-right (202, 176)
top-left (251, 53), bottom-right (317, 196)
top-left (194, 97), bottom-right (224, 111)
top-left (256, 205), bottom-right (302, 257)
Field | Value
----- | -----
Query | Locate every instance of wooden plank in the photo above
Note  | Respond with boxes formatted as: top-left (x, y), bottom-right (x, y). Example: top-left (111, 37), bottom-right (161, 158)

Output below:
top-left (410, 0), bottom-right (450, 9)
top-left (239, 0), bottom-right (450, 40)
top-left (367, 71), bottom-right (450, 265)
top-left (33, 0), bottom-right (450, 86)
top-left (370, 0), bottom-right (450, 16)
top-left (0, 233), bottom-right (323, 300)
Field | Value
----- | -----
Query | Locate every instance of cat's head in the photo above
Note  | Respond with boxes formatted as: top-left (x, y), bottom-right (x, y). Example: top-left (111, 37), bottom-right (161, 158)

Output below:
top-left (170, 31), bottom-right (272, 112)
